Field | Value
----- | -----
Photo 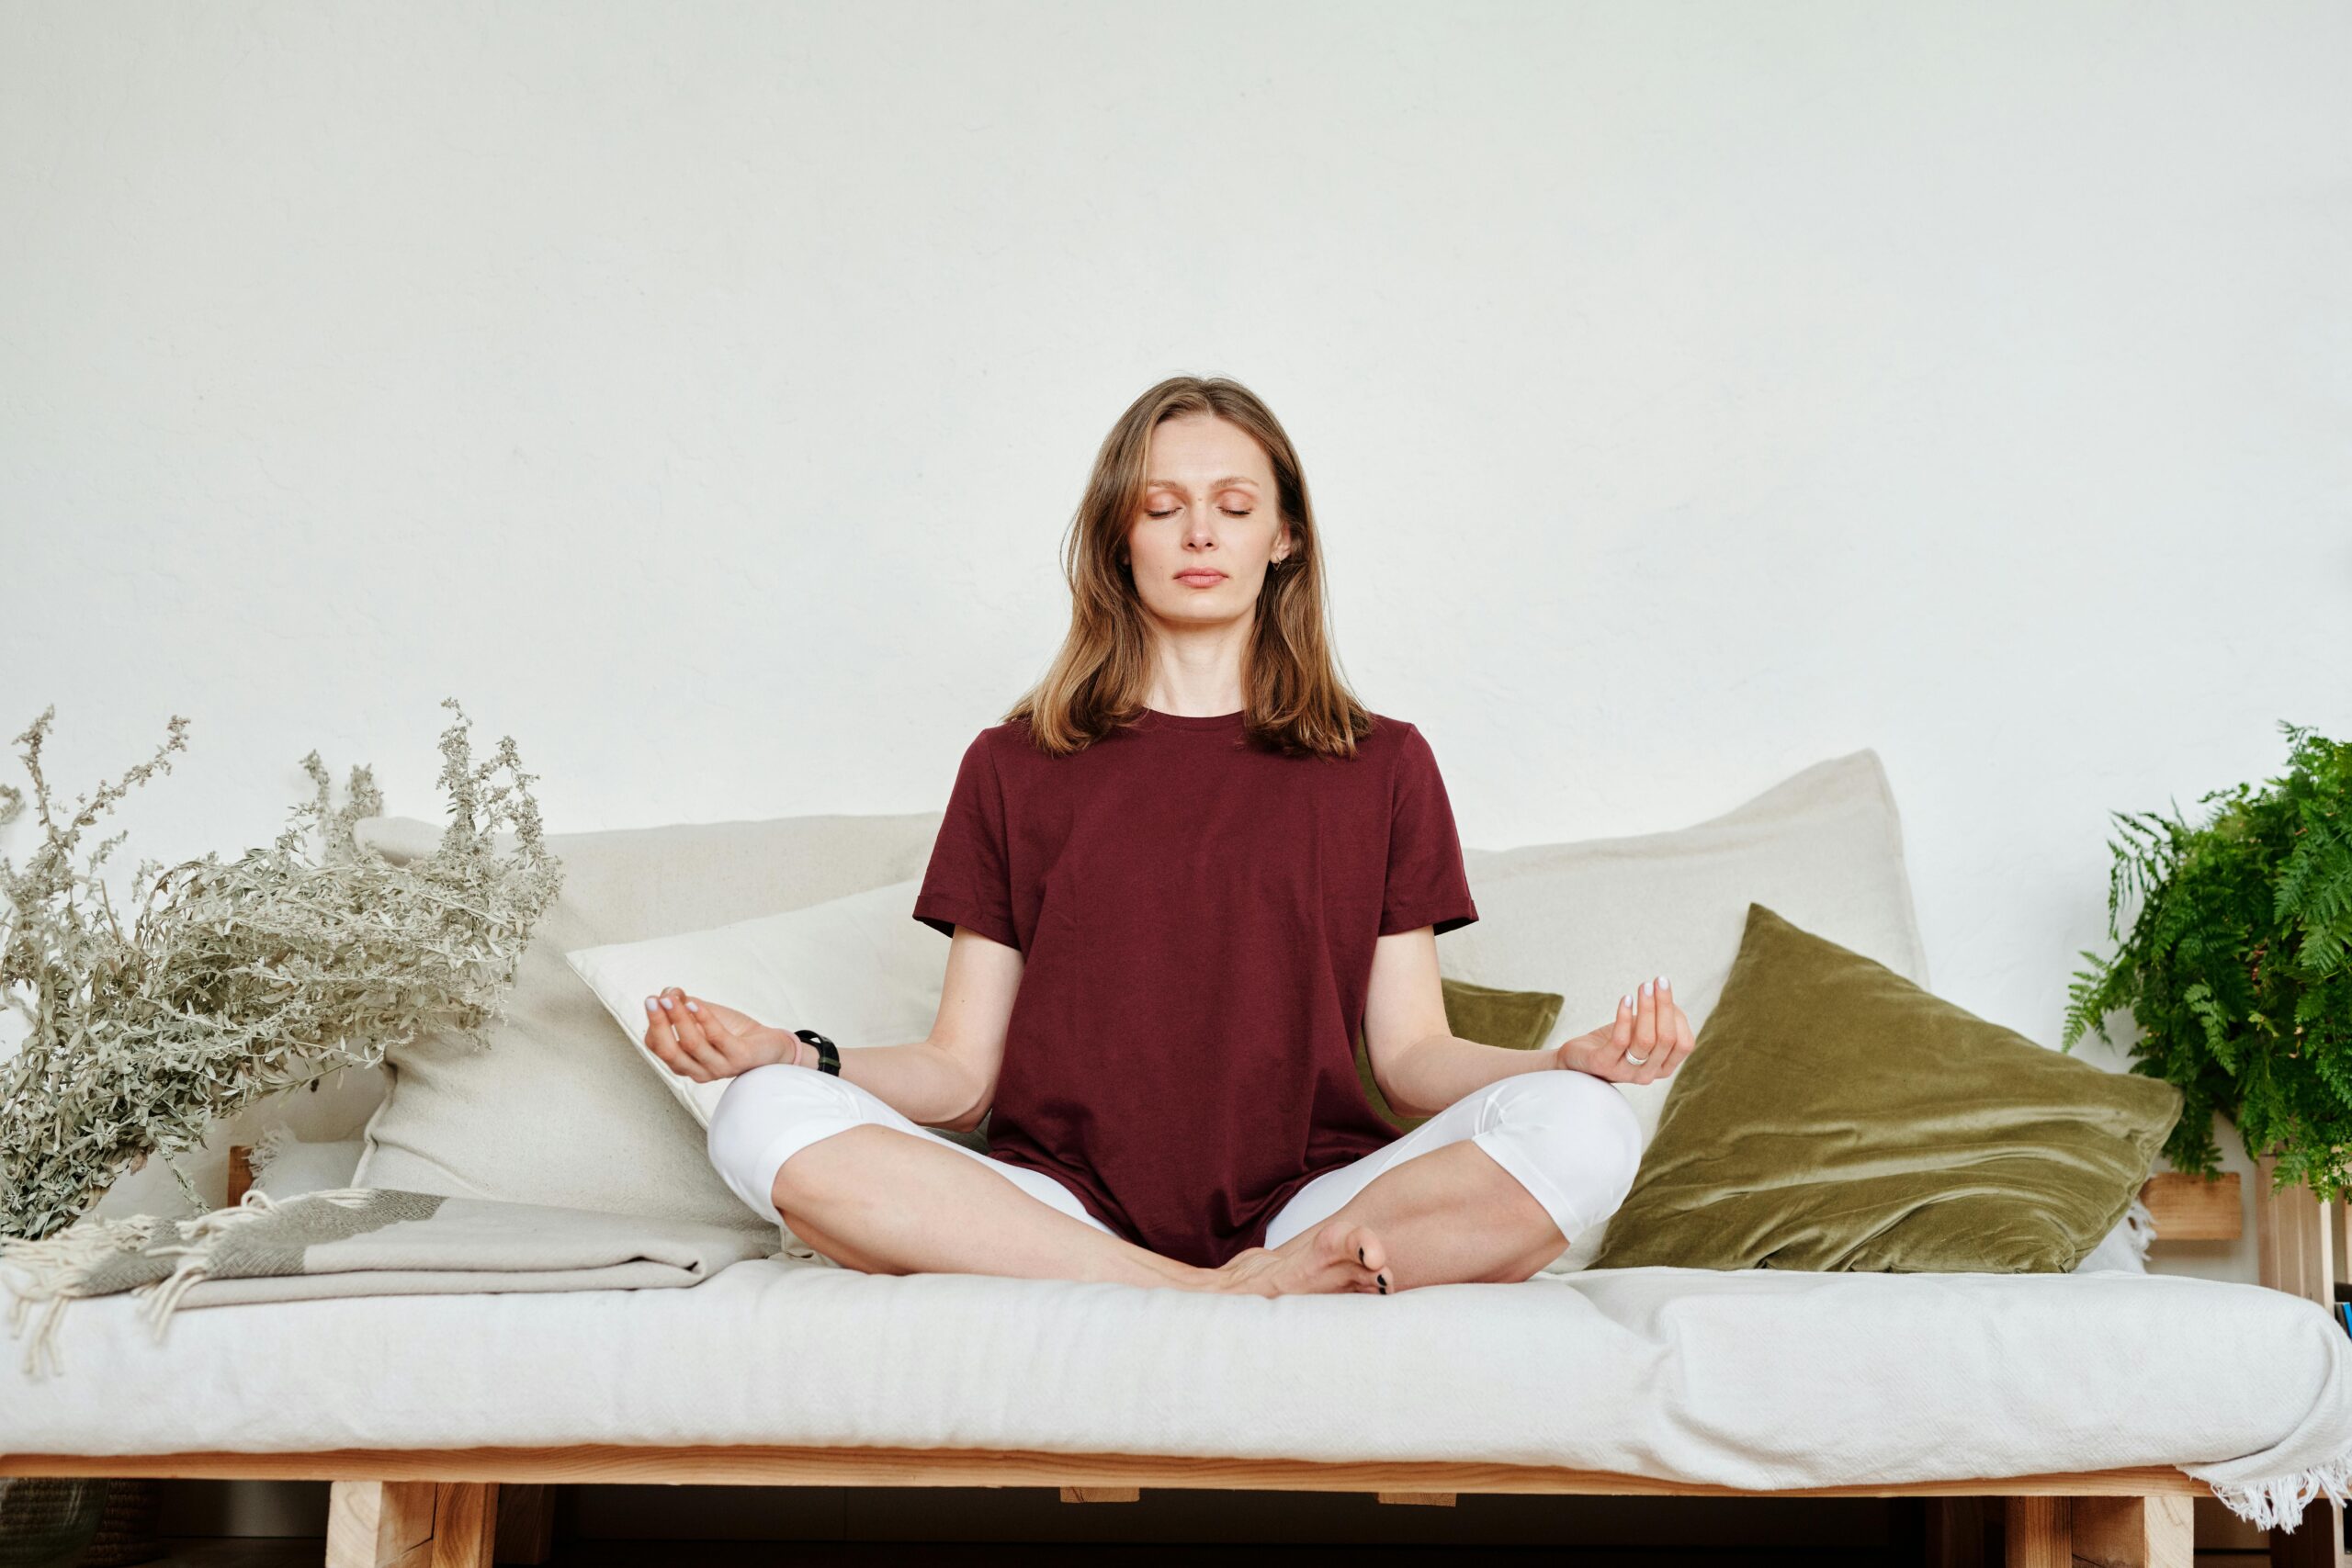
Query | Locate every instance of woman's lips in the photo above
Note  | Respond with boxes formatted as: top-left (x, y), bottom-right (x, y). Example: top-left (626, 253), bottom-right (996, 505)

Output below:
top-left (1176, 570), bottom-right (1227, 586)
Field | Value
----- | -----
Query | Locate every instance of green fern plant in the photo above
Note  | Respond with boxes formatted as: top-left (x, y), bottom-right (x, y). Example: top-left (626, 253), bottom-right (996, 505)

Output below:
top-left (2064, 721), bottom-right (2352, 1199)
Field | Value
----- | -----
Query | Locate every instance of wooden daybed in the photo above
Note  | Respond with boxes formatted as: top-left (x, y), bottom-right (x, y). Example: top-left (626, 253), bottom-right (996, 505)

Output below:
top-left (6, 1162), bottom-right (2341, 1568)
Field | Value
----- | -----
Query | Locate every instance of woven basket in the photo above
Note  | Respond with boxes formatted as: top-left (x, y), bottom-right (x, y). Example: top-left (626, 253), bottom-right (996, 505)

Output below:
top-left (74, 1479), bottom-right (163, 1568)
top-left (0, 1477), bottom-right (108, 1568)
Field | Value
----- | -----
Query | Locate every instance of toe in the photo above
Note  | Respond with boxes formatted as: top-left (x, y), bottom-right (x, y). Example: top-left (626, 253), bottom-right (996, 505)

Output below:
top-left (1336, 1222), bottom-right (1391, 1293)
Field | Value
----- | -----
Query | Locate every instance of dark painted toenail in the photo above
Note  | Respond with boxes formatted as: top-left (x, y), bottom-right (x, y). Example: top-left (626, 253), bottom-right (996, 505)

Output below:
top-left (1377, 1277), bottom-right (1388, 1293)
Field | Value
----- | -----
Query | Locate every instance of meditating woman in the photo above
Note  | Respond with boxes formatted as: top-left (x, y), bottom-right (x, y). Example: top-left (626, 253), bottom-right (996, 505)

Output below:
top-left (661, 375), bottom-right (1695, 1297)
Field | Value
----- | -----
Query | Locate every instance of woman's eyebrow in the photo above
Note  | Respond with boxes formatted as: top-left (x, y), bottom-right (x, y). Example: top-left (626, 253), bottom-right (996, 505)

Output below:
top-left (1147, 476), bottom-right (1261, 492)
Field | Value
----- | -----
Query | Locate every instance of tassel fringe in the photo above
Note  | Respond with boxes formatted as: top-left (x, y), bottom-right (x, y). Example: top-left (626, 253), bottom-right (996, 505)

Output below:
top-left (132, 1186), bottom-right (378, 1338)
top-left (2119, 1194), bottom-right (2157, 1268)
top-left (243, 1123), bottom-right (300, 1180)
top-left (2205, 1447), bottom-right (2352, 1532)
top-left (1, 1213), bottom-right (167, 1379)
top-left (0, 1186), bottom-right (381, 1377)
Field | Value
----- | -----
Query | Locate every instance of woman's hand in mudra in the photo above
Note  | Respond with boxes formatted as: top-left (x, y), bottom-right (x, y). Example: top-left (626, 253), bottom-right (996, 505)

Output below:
top-left (1555, 976), bottom-right (1692, 1085)
top-left (642, 987), bottom-right (797, 1081)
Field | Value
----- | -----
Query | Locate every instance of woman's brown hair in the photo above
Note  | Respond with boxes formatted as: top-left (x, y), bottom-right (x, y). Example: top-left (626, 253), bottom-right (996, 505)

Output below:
top-left (1003, 376), bottom-right (1376, 761)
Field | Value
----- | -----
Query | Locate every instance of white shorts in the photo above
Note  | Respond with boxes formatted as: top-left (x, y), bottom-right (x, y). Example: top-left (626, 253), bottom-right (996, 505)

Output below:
top-left (705, 1060), bottom-right (1644, 1269)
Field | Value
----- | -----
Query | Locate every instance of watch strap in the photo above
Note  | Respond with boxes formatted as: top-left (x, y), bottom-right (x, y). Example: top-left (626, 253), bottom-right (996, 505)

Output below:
top-left (793, 1028), bottom-right (842, 1076)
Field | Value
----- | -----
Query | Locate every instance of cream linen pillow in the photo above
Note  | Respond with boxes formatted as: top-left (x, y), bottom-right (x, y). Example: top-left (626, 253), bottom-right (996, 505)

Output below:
top-left (244, 1130), bottom-right (367, 1199)
top-left (564, 875), bottom-right (968, 1142)
top-left (349, 809), bottom-right (942, 1240)
top-left (1455, 748), bottom-right (2146, 1277)
top-left (1440, 750), bottom-right (1932, 1273)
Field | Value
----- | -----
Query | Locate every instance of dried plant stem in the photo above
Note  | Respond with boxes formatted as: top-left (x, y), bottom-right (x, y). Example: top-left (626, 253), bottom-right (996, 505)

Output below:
top-left (0, 697), bottom-right (563, 1242)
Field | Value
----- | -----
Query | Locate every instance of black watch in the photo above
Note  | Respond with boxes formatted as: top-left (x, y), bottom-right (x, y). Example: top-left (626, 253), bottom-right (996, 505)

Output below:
top-left (793, 1028), bottom-right (842, 1076)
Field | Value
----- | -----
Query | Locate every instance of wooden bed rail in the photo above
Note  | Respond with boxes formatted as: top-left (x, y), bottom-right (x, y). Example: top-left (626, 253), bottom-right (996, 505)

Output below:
top-left (0, 1448), bottom-right (2210, 1568)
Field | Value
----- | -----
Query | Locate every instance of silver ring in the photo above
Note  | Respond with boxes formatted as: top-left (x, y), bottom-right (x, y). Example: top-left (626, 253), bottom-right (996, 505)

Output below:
top-left (1626, 1053), bottom-right (1649, 1065)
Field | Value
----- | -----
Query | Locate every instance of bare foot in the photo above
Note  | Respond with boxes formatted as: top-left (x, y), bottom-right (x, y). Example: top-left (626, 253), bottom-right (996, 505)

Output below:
top-left (1211, 1216), bottom-right (1392, 1297)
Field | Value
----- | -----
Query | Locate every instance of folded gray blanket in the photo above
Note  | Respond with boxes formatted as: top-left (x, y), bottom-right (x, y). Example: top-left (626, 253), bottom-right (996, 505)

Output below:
top-left (0, 1187), bottom-right (777, 1378)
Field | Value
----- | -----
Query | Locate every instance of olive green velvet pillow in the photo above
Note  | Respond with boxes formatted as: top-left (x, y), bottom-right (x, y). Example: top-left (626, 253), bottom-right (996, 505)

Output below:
top-left (1355, 976), bottom-right (1565, 1132)
top-left (1589, 902), bottom-right (2183, 1273)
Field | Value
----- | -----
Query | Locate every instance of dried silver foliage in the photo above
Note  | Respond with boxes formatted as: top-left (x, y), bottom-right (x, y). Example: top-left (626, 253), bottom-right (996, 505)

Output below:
top-left (0, 697), bottom-right (562, 1242)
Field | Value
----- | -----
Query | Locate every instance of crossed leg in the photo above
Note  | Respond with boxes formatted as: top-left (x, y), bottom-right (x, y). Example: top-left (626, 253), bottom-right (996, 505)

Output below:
top-left (705, 1064), bottom-right (1390, 1294)
top-left (704, 1061), bottom-right (1641, 1296)
top-left (1227, 1068), bottom-right (1646, 1292)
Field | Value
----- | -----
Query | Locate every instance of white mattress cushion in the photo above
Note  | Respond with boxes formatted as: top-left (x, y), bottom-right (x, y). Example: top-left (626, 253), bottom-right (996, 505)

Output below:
top-left (1, 1258), bottom-right (2341, 1530)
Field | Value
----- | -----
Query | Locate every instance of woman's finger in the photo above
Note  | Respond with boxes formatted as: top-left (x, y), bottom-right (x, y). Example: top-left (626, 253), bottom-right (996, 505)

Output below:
top-left (644, 992), bottom-right (694, 1079)
top-left (1645, 977), bottom-right (1680, 1082)
top-left (661, 987), bottom-right (727, 1079)
top-left (686, 995), bottom-right (747, 1066)
top-left (1661, 1005), bottom-right (1697, 1075)
top-left (1621, 978), bottom-right (1653, 1083)
top-left (1585, 994), bottom-right (1625, 1079)
top-left (668, 989), bottom-right (727, 1077)
top-left (641, 997), bottom-right (683, 1072)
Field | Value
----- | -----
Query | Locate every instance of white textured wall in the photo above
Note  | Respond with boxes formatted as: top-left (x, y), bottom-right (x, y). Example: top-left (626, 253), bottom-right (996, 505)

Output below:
top-left (5, 0), bottom-right (2347, 1313)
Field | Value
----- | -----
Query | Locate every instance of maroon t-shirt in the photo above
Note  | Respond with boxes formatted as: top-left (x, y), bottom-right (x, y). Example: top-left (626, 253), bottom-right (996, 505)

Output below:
top-left (910, 705), bottom-right (1480, 1268)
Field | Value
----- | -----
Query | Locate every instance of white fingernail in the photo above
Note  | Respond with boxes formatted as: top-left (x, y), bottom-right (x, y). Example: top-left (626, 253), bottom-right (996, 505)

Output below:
top-left (685, 1001), bottom-right (698, 1012)
top-left (1642, 979), bottom-right (1653, 997)
top-left (644, 997), bottom-right (656, 1010)
top-left (1622, 993), bottom-right (1633, 1010)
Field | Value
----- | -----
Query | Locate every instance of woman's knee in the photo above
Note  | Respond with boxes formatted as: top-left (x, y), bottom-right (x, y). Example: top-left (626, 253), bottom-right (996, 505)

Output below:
top-left (1494, 1069), bottom-right (1646, 1216)
top-left (705, 1063), bottom-right (853, 1180)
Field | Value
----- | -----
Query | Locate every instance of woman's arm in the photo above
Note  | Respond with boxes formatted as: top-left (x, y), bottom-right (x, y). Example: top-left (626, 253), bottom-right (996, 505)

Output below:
top-left (1362, 929), bottom-right (1554, 1119)
top-left (1362, 930), bottom-right (1696, 1118)
top-left (840, 925), bottom-right (1023, 1130)
top-left (642, 923), bottom-right (1024, 1130)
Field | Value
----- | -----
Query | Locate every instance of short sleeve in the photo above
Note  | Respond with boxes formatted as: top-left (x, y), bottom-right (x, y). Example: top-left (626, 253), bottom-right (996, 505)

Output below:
top-left (1380, 723), bottom-right (1480, 937)
top-left (911, 731), bottom-right (1022, 950)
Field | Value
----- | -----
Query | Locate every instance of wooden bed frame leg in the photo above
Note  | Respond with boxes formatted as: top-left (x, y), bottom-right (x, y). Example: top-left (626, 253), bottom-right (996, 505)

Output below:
top-left (2065, 1494), bottom-right (2194, 1568)
top-left (326, 1479), bottom-right (500, 1568)
top-left (2007, 1495), bottom-right (2070, 1568)
top-left (1375, 1491), bottom-right (1457, 1506)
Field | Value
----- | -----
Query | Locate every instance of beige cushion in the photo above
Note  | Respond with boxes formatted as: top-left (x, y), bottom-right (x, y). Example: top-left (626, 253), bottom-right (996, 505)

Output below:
top-left (350, 811), bottom-right (942, 1239)
top-left (1437, 749), bottom-right (1930, 1271)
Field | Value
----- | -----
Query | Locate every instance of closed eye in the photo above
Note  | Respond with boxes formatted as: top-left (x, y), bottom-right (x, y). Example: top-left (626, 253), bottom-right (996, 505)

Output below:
top-left (1148, 508), bottom-right (1252, 519)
